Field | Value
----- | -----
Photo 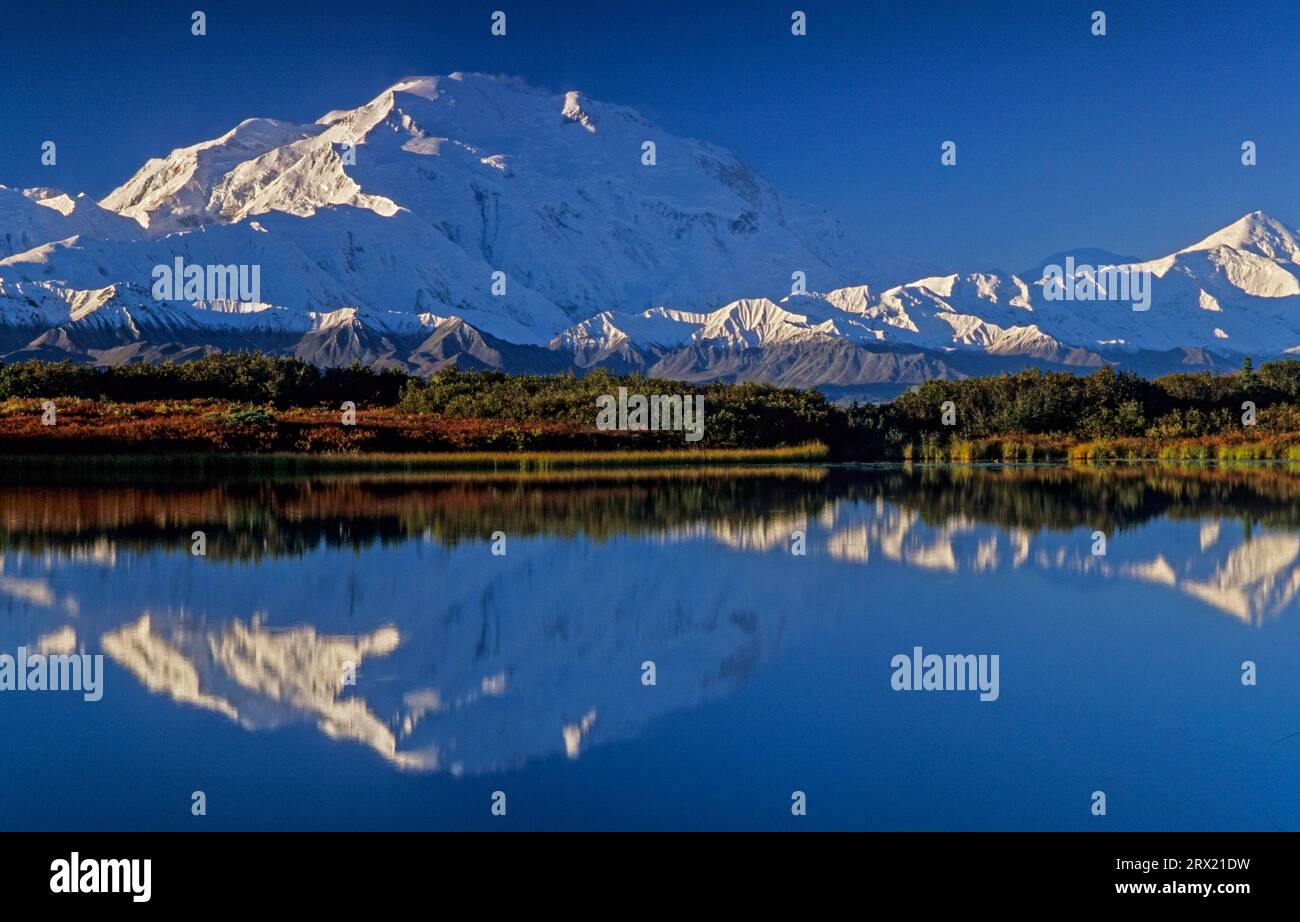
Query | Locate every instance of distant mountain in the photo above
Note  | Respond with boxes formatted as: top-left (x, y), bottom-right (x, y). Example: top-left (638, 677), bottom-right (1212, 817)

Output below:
top-left (551, 211), bottom-right (1300, 390)
top-left (1019, 247), bottom-right (1140, 280)
top-left (0, 74), bottom-right (1296, 390)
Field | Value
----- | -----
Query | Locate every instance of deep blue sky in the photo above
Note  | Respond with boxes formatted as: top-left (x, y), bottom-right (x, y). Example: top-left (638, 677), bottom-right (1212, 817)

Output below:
top-left (2, 0), bottom-right (1296, 270)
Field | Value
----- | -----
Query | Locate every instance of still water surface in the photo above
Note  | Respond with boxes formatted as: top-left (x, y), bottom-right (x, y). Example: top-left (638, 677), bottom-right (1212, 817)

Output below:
top-left (2, 464), bottom-right (1298, 830)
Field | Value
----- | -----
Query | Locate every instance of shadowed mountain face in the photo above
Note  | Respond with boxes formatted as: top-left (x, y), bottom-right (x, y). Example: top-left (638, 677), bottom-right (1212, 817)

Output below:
top-left (0, 74), bottom-right (1295, 386)
top-left (3, 464), bottom-right (1299, 777)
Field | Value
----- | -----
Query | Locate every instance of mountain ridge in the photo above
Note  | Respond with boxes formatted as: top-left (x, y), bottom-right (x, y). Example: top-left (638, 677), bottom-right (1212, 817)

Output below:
top-left (0, 74), bottom-right (1295, 392)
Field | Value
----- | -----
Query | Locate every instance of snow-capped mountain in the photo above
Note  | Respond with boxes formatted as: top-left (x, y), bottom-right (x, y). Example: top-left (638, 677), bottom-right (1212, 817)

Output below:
top-left (0, 74), bottom-right (892, 342)
top-left (0, 73), bottom-right (1296, 388)
top-left (554, 211), bottom-right (1300, 386)
top-left (568, 211), bottom-right (1300, 356)
top-left (0, 185), bottom-right (143, 258)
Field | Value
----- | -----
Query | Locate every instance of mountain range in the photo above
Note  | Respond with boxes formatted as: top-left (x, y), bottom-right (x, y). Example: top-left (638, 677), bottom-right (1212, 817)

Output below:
top-left (2, 73), bottom-right (1297, 396)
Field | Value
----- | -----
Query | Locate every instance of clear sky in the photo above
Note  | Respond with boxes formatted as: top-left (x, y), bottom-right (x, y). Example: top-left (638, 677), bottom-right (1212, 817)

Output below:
top-left (2, 0), bottom-right (1296, 270)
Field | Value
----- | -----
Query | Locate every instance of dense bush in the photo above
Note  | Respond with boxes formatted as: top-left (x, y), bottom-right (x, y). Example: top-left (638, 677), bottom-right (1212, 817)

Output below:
top-left (4, 354), bottom-right (1300, 457)
top-left (0, 353), bottom-right (407, 408)
top-left (397, 367), bottom-right (842, 448)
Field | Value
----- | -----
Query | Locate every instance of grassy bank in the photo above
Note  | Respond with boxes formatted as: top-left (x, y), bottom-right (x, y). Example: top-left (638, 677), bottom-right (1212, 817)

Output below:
top-left (0, 442), bottom-right (830, 476)
top-left (6, 392), bottom-right (1300, 465)
top-left (916, 433), bottom-right (1300, 463)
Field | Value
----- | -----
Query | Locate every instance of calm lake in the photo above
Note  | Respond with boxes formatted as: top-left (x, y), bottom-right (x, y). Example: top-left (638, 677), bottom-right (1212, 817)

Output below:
top-left (2, 463), bottom-right (1298, 830)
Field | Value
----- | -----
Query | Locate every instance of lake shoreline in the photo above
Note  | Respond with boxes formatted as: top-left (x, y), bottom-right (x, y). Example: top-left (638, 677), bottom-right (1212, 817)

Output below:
top-left (8, 437), bottom-right (1300, 473)
top-left (0, 443), bottom-right (830, 474)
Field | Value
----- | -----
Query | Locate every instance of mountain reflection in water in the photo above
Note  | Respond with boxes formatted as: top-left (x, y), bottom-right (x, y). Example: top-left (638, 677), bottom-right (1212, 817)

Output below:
top-left (2, 463), bottom-right (1299, 775)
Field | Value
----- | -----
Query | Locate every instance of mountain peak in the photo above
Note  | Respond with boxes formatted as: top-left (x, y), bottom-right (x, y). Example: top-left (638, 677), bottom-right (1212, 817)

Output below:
top-left (385, 76), bottom-right (444, 101)
top-left (1182, 211), bottom-right (1300, 262)
top-left (382, 72), bottom-right (549, 100)
top-left (53, 74), bottom-right (875, 343)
